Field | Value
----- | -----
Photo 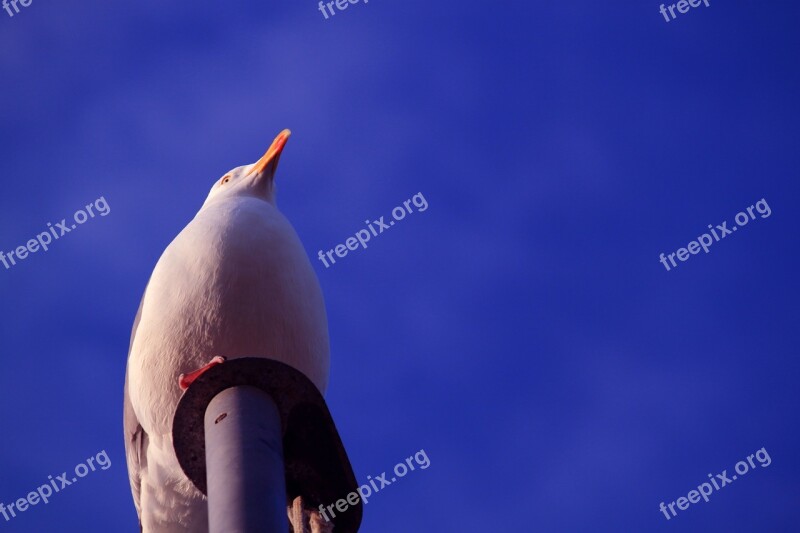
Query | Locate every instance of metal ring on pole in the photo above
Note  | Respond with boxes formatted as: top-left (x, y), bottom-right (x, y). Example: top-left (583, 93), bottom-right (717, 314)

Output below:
top-left (172, 357), bottom-right (362, 532)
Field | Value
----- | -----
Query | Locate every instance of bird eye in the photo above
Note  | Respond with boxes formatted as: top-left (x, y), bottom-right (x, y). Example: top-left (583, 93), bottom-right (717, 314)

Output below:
top-left (221, 175), bottom-right (231, 185)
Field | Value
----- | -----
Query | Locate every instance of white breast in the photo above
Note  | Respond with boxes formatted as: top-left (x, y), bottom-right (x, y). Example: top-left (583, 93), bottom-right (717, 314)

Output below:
top-left (128, 196), bottom-right (330, 440)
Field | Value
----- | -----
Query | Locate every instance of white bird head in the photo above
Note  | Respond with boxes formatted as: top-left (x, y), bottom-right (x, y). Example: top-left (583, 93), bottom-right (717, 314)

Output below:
top-left (202, 129), bottom-right (291, 209)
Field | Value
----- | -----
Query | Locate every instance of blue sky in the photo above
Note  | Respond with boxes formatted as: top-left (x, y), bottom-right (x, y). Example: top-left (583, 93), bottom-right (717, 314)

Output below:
top-left (1, 0), bottom-right (799, 531)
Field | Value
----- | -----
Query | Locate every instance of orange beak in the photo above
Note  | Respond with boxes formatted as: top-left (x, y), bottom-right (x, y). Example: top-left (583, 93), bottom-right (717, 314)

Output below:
top-left (249, 129), bottom-right (291, 176)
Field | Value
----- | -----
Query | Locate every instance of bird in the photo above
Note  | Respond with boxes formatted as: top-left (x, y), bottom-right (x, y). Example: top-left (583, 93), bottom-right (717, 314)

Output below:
top-left (123, 130), bottom-right (331, 532)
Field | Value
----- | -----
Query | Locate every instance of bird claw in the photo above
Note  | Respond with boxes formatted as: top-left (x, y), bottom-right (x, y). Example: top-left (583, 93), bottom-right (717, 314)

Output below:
top-left (178, 356), bottom-right (227, 391)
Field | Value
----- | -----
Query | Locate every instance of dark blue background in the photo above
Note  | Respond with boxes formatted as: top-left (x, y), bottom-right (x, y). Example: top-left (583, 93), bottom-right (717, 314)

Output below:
top-left (1, 0), bottom-right (798, 531)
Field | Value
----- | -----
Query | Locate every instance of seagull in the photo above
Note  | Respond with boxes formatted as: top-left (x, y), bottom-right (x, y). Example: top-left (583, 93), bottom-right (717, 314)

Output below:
top-left (123, 130), bottom-right (331, 532)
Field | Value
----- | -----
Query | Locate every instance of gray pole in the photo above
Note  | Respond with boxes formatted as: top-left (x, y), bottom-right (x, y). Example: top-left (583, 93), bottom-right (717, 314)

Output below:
top-left (173, 357), bottom-right (363, 532)
top-left (204, 386), bottom-right (289, 533)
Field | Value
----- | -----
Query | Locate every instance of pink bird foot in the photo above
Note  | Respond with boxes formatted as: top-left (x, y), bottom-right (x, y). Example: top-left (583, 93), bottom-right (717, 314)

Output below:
top-left (178, 356), bottom-right (227, 391)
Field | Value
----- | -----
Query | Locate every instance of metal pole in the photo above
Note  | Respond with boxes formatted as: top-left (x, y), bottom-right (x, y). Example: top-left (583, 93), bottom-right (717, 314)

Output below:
top-left (204, 385), bottom-right (289, 533)
top-left (173, 357), bottom-right (362, 532)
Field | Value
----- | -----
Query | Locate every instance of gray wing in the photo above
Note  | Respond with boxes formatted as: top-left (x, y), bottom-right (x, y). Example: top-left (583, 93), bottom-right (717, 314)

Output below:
top-left (124, 283), bottom-right (150, 531)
